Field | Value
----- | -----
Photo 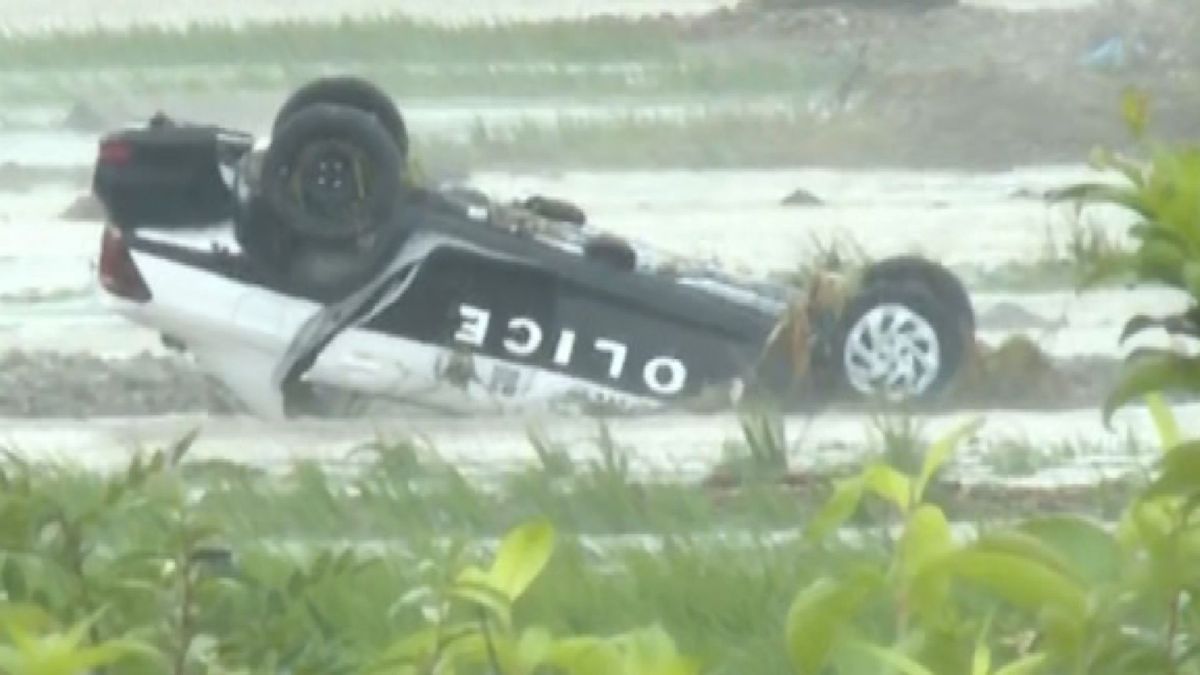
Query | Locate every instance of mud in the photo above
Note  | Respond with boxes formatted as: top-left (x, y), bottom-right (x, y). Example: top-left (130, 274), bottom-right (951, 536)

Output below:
top-left (681, 0), bottom-right (1200, 168)
top-left (0, 342), bottom-right (1121, 418)
top-left (0, 351), bottom-right (238, 417)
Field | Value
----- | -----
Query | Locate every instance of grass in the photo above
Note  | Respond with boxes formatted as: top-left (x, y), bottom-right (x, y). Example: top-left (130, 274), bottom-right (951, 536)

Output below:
top-left (955, 218), bottom-right (1133, 292)
top-left (0, 60), bottom-right (829, 105)
top-left (0, 16), bottom-right (845, 104)
top-left (7, 416), bottom-right (1146, 548)
top-left (0, 411), bottom-right (1166, 674)
top-left (0, 17), bottom-right (685, 69)
top-left (409, 107), bottom-right (900, 174)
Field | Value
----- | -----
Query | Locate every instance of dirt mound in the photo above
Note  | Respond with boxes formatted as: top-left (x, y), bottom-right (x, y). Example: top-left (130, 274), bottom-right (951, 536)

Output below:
top-left (0, 351), bottom-right (237, 417)
top-left (684, 0), bottom-right (1200, 168)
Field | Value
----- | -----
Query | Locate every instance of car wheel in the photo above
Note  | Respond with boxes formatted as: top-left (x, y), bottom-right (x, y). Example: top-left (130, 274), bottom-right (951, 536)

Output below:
top-left (861, 256), bottom-right (975, 335)
top-left (273, 76), bottom-right (408, 158)
top-left (833, 281), bottom-right (966, 404)
top-left (260, 103), bottom-right (404, 243)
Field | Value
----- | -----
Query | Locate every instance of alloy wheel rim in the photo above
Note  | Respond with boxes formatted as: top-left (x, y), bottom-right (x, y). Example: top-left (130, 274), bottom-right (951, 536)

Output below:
top-left (843, 303), bottom-right (941, 401)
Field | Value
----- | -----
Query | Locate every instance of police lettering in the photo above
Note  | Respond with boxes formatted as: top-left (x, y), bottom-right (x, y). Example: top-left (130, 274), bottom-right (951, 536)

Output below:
top-left (453, 304), bottom-right (687, 395)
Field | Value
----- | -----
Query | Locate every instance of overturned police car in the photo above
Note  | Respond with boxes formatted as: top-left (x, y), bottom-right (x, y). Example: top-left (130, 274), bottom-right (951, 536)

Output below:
top-left (92, 77), bottom-right (977, 419)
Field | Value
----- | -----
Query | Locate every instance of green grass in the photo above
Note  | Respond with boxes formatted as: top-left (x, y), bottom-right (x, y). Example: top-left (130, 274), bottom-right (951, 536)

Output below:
top-left (0, 17), bottom-right (855, 104)
top-left (0, 411), bottom-right (1171, 675)
top-left (955, 219), bottom-right (1133, 292)
top-left (0, 60), bottom-right (823, 104)
top-left (411, 107), bottom-right (900, 173)
top-left (0, 17), bottom-right (683, 69)
top-left (9, 418), bottom-right (1144, 549)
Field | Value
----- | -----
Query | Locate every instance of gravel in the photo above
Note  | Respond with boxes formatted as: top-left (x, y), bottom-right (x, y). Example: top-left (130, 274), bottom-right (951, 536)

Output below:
top-left (0, 351), bottom-right (238, 417)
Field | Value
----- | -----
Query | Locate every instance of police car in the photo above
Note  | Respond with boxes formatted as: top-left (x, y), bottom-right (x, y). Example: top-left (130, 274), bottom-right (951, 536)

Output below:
top-left (93, 77), bottom-right (976, 419)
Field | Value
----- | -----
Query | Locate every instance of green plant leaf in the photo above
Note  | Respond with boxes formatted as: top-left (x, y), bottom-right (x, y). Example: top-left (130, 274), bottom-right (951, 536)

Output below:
top-left (847, 639), bottom-right (936, 675)
top-left (806, 476), bottom-right (865, 541)
top-left (487, 519), bottom-right (556, 603)
top-left (1049, 182), bottom-right (1151, 219)
top-left (1144, 441), bottom-right (1200, 501)
top-left (944, 537), bottom-right (1087, 621)
top-left (549, 637), bottom-right (628, 675)
top-left (1120, 87), bottom-right (1151, 139)
top-left (370, 623), bottom-right (482, 673)
top-left (516, 626), bottom-right (555, 674)
top-left (863, 463), bottom-right (912, 514)
top-left (785, 571), bottom-right (879, 674)
top-left (1103, 352), bottom-right (1200, 425)
top-left (914, 418), bottom-right (984, 503)
top-left (1017, 514), bottom-right (1121, 587)
top-left (613, 624), bottom-right (701, 675)
top-left (1089, 146), bottom-right (1148, 188)
top-left (451, 568), bottom-right (514, 628)
top-left (1146, 392), bottom-right (1182, 450)
top-left (898, 504), bottom-right (956, 618)
top-left (994, 652), bottom-right (1049, 675)
top-left (1183, 262), bottom-right (1200, 301)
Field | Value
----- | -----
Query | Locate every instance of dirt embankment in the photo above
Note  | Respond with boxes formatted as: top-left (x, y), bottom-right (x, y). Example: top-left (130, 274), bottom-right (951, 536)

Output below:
top-left (683, 0), bottom-right (1200, 168)
top-left (0, 348), bottom-right (1121, 418)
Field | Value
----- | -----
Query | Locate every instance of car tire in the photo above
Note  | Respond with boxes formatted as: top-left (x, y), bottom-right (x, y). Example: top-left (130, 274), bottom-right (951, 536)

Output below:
top-left (260, 103), bottom-right (404, 243)
top-left (272, 76), bottom-right (408, 158)
top-left (861, 256), bottom-right (975, 335)
top-left (233, 192), bottom-right (293, 278)
top-left (833, 280), bottom-right (966, 405)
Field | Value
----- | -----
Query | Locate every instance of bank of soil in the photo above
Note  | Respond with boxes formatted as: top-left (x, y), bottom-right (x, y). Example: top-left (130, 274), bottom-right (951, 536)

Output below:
top-left (680, 0), bottom-right (1200, 168)
top-left (0, 346), bottom-right (1122, 417)
top-left (0, 351), bottom-right (238, 417)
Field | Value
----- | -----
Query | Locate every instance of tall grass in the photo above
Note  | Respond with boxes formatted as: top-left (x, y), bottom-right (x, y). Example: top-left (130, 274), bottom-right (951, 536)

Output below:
top-left (0, 16), bottom-right (682, 69)
top-left (0, 60), bottom-right (821, 104)
top-left (414, 108), bottom-right (895, 172)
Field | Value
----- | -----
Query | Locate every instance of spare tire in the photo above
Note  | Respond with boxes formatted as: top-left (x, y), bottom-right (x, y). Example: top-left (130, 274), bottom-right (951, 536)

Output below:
top-left (260, 103), bottom-right (403, 242)
top-left (272, 76), bottom-right (408, 159)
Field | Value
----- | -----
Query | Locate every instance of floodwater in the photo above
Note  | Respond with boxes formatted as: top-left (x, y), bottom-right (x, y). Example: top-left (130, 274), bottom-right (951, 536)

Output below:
top-left (0, 403), bottom-right (1188, 489)
top-left (0, 122), bottom-right (1183, 488)
top-left (0, 165), bottom-right (1179, 361)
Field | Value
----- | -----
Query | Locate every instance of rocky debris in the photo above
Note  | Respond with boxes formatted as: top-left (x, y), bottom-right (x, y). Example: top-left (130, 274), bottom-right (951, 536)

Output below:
top-left (0, 351), bottom-right (240, 418)
top-left (781, 188), bottom-right (824, 206)
top-left (61, 193), bottom-right (106, 221)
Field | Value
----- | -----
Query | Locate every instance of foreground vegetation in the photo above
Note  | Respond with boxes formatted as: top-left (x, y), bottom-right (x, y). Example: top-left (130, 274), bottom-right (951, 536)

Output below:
top-left (0, 406), bottom-right (1192, 674)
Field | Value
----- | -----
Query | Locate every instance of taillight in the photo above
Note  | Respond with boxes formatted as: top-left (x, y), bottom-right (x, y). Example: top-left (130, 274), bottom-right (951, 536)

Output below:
top-left (98, 138), bottom-right (133, 164)
top-left (99, 227), bottom-right (152, 302)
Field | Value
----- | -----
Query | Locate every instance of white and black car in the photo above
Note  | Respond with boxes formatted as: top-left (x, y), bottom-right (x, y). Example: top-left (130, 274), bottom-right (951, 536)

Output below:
top-left (92, 77), bottom-right (976, 420)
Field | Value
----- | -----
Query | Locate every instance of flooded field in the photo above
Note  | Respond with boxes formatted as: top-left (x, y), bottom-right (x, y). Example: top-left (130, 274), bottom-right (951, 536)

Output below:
top-left (0, 153), bottom-right (1183, 492)
top-left (0, 0), bottom-right (1189, 508)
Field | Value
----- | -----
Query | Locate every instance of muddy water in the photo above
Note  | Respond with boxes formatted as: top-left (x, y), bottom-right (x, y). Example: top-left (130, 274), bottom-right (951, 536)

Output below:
top-left (0, 167), bottom-right (1174, 363)
top-left (0, 403), bottom-right (1187, 487)
top-left (0, 160), bottom-right (1182, 483)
